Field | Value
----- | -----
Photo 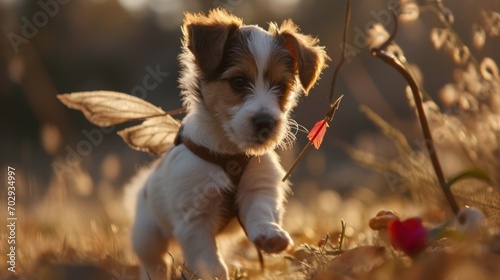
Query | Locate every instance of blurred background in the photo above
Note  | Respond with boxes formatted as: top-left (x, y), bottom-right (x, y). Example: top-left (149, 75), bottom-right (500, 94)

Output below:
top-left (1, 0), bottom-right (500, 277)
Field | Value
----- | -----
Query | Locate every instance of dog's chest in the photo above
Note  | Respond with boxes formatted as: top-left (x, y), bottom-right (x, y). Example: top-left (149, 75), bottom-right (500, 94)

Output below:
top-left (172, 132), bottom-right (253, 231)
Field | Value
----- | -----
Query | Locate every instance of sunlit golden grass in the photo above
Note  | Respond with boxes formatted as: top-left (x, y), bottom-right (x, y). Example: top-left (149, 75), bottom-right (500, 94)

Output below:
top-left (0, 169), bottom-right (418, 280)
top-left (1, 172), bottom-right (499, 280)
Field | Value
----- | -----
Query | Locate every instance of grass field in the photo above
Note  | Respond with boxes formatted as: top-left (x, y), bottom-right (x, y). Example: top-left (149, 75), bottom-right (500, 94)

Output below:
top-left (1, 160), bottom-right (499, 279)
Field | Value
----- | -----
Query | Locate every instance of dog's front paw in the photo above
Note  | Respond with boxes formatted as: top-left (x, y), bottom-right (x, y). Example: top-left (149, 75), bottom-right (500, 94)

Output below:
top-left (250, 223), bottom-right (293, 253)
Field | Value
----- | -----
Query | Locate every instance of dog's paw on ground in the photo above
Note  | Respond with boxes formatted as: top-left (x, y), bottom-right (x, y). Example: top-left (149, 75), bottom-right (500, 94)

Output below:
top-left (250, 223), bottom-right (293, 253)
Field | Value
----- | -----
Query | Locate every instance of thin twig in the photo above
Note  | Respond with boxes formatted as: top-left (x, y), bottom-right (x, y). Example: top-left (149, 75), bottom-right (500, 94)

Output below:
top-left (282, 0), bottom-right (351, 181)
top-left (329, 0), bottom-right (351, 102)
top-left (319, 233), bottom-right (330, 254)
top-left (337, 219), bottom-right (346, 256)
top-left (370, 10), bottom-right (459, 215)
top-left (257, 248), bottom-right (264, 272)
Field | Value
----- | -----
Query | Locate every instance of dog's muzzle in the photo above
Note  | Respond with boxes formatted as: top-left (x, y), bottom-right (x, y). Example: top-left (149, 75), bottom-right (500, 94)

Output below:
top-left (253, 114), bottom-right (276, 142)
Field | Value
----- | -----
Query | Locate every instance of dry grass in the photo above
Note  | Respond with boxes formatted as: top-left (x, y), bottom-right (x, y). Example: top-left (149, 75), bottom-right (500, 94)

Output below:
top-left (1, 173), bottom-right (499, 279)
top-left (0, 170), bottom-right (412, 280)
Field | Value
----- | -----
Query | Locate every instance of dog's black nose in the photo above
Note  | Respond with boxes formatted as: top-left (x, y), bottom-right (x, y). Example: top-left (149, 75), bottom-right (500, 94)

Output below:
top-left (253, 114), bottom-right (276, 140)
top-left (253, 114), bottom-right (275, 130)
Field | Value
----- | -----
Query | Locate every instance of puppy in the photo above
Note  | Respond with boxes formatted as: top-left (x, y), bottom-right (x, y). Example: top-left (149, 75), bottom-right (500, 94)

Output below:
top-left (130, 9), bottom-right (328, 279)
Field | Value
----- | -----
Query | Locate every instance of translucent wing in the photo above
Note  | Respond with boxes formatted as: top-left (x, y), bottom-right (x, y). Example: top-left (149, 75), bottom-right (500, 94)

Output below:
top-left (117, 116), bottom-right (181, 155)
top-left (58, 91), bottom-right (183, 155)
top-left (57, 91), bottom-right (166, 127)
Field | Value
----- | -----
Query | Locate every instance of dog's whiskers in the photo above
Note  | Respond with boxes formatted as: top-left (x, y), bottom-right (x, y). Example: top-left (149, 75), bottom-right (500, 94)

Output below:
top-left (276, 119), bottom-right (308, 150)
top-left (288, 119), bottom-right (308, 135)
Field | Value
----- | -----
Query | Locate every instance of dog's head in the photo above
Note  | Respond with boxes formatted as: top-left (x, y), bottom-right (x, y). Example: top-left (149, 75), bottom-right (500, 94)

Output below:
top-left (180, 9), bottom-right (328, 155)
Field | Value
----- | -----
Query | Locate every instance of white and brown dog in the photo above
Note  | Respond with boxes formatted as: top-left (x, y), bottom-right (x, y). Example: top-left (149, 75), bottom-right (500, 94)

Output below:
top-left (130, 9), bottom-right (328, 279)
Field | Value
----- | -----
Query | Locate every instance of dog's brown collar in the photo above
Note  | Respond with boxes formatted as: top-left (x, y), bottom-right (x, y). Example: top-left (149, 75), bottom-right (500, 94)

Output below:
top-left (174, 125), bottom-right (253, 187)
top-left (182, 137), bottom-right (253, 186)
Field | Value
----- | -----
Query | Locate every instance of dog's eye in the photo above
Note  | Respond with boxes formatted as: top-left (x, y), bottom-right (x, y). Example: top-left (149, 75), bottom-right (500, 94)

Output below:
top-left (230, 77), bottom-right (248, 91)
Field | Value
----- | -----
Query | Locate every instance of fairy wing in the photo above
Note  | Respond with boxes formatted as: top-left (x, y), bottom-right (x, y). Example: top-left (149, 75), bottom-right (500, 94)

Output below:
top-left (57, 91), bottom-right (167, 126)
top-left (117, 116), bottom-right (180, 155)
top-left (57, 91), bottom-right (182, 155)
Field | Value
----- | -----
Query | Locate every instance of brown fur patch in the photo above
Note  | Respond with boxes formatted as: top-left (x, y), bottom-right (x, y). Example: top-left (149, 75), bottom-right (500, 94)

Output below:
top-left (200, 28), bottom-right (258, 122)
top-left (265, 46), bottom-right (296, 111)
top-left (269, 20), bottom-right (330, 95)
top-left (219, 50), bottom-right (258, 83)
top-left (183, 9), bottom-right (242, 28)
top-left (182, 9), bottom-right (243, 75)
top-left (202, 80), bottom-right (245, 123)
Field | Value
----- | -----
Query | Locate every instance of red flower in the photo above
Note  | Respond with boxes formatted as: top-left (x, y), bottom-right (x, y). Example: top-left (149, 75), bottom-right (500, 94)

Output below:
top-left (388, 218), bottom-right (428, 256)
top-left (307, 119), bottom-right (329, 149)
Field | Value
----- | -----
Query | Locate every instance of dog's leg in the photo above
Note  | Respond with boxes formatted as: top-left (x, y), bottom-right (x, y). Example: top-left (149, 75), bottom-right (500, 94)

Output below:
top-left (131, 188), bottom-right (169, 280)
top-left (238, 154), bottom-right (293, 254)
top-left (238, 188), bottom-right (293, 253)
top-left (174, 222), bottom-right (228, 280)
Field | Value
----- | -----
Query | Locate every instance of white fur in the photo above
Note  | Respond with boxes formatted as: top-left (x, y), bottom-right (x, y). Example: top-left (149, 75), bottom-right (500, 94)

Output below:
top-left (128, 11), bottom-right (324, 280)
top-left (131, 139), bottom-right (291, 279)
top-left (223, 27), bottom-right (289, 155)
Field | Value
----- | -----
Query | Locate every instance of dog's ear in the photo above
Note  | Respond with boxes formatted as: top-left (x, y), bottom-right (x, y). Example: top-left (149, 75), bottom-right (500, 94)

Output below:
top-left (276, 20), bottom-right (329, 95)
top-left (182, 9), bottom-right (242, 75)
